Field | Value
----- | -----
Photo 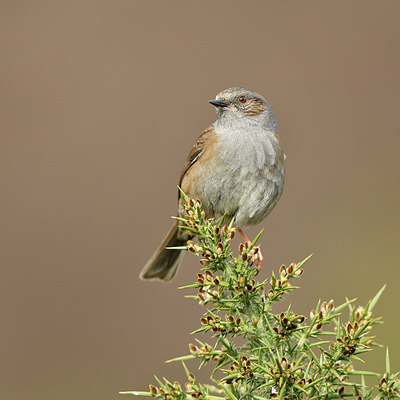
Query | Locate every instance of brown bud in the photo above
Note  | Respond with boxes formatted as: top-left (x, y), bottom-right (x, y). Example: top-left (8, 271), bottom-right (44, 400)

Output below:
top-left (188, 373), bottom-right (195, 382)
top-left (298, 378), bottom-right (305, 386)
top-left (338, 386), bottom-right (344, 395)
top-left (189, 343), bottom-right (197, 353)
top-left (200, 317), bottom-right (207, 325)
top-left (241, 252), bottom-right (248, 261)
top-left (188, 246), bottom-right (196, 253)
top-left (328, 299), bottom-right (334, 310)
top-left (149, 385), bottom-right (158, 395)
top-left (315, 322), bottom-right (323, 330)
top-left (288, 263), bottom-right (294, 274)
top-left (213, 278), bottom-right (220, 285)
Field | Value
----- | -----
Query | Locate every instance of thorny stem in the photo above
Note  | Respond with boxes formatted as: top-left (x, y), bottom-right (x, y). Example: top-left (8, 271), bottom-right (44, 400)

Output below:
top-left (123, 197), bottom-right (400, 400)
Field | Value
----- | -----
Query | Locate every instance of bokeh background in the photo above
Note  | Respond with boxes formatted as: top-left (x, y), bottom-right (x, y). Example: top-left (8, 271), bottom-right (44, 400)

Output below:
top-left (1, 1), bottom-right (400, 399)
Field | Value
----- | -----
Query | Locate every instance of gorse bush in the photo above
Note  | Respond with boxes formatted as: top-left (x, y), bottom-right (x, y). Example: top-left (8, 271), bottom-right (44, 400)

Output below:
top-left (122, 195), bottom-right (400, 399)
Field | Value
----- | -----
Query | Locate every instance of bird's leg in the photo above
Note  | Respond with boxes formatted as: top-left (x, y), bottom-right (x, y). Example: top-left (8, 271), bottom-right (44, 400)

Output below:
top-left (238, 229), bottom-right (263, 270)
top-left (238, 228), bottom-right (251, 243)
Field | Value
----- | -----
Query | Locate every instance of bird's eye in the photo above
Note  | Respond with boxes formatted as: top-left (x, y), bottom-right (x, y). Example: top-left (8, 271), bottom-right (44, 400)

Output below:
top-left (238, 96), bottom-right (247, 103)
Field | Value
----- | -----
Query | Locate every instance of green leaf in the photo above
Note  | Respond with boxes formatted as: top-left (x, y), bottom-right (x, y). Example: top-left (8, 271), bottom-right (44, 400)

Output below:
top-left (177, 186), bottom-right (190, 202)
top-left (347, 370), bottom-right (379, 376)
top-left (386, 347), bottom-right (391, 374)
top-left (334, 298), bottom-right (356, 313)
top-left (213, 379), bottom-right (238, 400)
top-left (181, 361), bottom-right (190, 377)
top-left (247, 229), bottom-right (263, 252)
top-left (166, 355), bottom-right (197, 363)
top-left (368, 285), bottom-right (386, 312)
top-left (165, 246), bottom-right (188, 250)
top-left (119, 391), bottom-right (153, 397)
top-left (295, 253), bottom-right (313, 269)
top-left (277, 381), bottom-right (287, 400)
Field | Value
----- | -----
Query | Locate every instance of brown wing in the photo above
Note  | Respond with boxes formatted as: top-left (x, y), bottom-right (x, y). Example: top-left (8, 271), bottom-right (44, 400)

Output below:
top-left (178, 126), bottom-right (214, 198)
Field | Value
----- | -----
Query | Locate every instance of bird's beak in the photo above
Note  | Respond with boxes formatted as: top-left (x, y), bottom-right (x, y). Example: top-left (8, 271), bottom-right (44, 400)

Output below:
top-left (209, 99), bottom-right (229, 108)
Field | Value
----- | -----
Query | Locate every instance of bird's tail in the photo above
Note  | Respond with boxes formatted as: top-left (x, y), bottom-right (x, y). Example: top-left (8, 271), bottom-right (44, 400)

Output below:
top-left (140, 221), bottom-right (187, 282)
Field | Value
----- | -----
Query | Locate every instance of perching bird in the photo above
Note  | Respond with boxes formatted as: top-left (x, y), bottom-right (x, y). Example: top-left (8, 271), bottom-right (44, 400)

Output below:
top-left (140, 87), bottom-right (285, 281)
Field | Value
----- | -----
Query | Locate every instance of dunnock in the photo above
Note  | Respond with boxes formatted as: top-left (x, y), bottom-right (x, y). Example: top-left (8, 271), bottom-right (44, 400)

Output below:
top-left (140, 87), bottom-right (285, 281)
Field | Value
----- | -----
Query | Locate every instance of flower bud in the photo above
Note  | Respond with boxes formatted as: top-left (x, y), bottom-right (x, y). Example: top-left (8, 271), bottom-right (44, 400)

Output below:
top-left (149, 385), bottom-right (158, 395)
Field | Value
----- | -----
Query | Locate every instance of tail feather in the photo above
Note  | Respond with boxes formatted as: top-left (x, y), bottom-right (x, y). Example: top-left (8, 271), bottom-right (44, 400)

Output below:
top-left (140, 222), bottom-right (187, 282)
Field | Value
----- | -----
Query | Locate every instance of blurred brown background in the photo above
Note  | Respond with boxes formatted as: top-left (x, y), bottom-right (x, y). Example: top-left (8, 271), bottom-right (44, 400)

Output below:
top-left (1, 1), bottom-right (400, 399)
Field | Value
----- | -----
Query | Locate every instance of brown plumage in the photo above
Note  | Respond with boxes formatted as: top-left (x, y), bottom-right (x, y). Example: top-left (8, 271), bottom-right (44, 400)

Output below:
top-left (140, 127), bottom-right (215, 281)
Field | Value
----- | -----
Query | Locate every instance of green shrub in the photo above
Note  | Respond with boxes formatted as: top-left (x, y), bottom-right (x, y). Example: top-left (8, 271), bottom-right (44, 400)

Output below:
top-left (122, 196), bottom-right (400, 399)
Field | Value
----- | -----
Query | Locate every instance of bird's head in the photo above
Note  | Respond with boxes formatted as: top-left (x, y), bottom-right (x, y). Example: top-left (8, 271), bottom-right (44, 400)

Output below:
top-left (209, 87), bottom-right (277, 131)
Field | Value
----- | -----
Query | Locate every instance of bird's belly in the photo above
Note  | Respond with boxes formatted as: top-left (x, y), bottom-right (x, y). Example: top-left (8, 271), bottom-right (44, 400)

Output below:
top-left (189, 161), bottom-right (283, 228)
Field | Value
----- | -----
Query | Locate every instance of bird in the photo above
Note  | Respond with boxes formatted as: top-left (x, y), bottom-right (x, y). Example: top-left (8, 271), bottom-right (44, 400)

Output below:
top-left (140, 87), bottom-right (285, 282)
